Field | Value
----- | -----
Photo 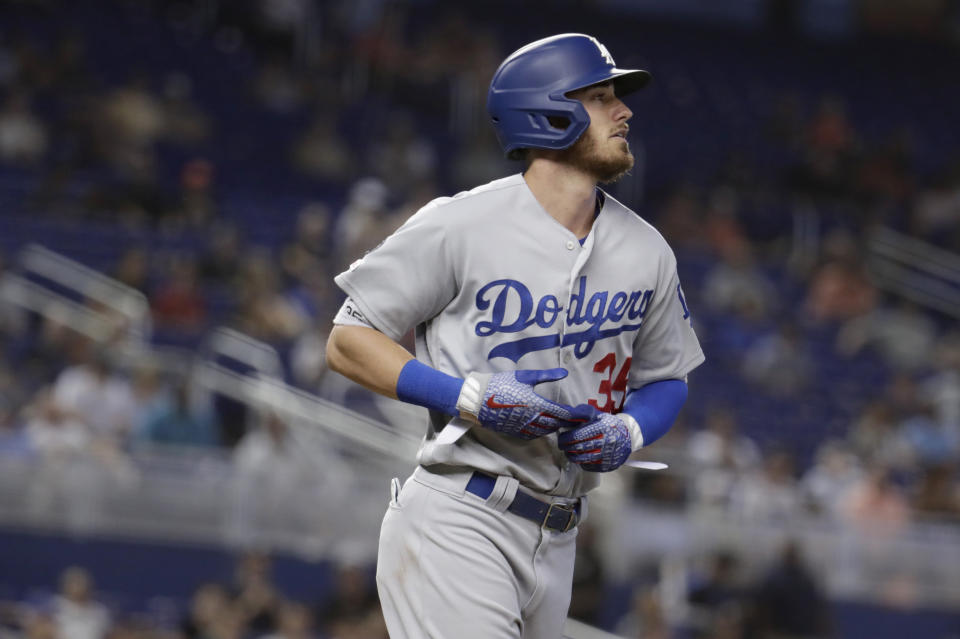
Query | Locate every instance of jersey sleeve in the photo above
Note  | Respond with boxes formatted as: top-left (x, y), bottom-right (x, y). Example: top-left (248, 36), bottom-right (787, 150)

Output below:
top-left (629, 249), bottom-right (705, 388)
top-left (334, 204), bottom-right (458, 341)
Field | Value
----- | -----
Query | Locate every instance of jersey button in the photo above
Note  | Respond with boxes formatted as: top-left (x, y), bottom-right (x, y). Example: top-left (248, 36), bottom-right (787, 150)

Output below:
top-left (563, 352), bottom-right (573, 363)
top-left (565, 240), bottom-right (575, 250)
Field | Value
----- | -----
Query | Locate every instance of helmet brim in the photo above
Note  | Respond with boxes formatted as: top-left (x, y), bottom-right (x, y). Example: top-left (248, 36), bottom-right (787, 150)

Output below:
top-left (566, 68), bottom-right (652, 98)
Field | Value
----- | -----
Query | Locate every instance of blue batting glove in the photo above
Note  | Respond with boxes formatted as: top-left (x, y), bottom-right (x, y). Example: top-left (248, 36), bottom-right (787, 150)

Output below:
top-left (558, 407), bottom-right (638, 472)
top-left (457, 368), bottom-right (591, 439)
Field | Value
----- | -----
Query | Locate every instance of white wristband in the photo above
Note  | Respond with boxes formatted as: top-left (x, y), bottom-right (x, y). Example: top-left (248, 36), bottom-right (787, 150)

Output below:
top-left (455, 373), bottom-right (487, 418)
top-left (620, 412), bottom-right (644, 451)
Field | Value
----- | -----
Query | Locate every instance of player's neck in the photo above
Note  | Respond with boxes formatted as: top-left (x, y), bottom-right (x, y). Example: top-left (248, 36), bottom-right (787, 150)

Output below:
top-left (522, 160), bottom-right (598, 239)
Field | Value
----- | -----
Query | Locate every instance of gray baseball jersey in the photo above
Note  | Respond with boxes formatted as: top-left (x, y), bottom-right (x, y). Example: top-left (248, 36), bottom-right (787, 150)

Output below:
top-left (335, 173), bottom-right (704, 498)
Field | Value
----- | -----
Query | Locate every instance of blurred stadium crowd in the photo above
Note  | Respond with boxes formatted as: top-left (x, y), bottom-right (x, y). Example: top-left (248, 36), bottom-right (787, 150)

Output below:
top-left (1, 0), bottom-right (960, 637)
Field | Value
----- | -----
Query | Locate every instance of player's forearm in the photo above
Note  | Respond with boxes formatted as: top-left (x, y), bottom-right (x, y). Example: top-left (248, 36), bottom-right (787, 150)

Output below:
top-left (623, 379), bottom-right (688, 448)
top-left (327, 323), bottom-right (468, 415)
top-left (326, 325), bottom-right (415, 398)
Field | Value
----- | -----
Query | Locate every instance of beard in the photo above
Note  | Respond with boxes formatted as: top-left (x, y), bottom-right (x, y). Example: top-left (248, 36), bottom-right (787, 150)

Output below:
top-left (559, 129), bottom-right (634, 183)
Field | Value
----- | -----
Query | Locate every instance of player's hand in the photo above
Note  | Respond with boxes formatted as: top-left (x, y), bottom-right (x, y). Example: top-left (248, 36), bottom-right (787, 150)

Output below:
top-left (558, 406), bottom-right (636, 472)
top-left (457, 368), bottom-right (590, 439)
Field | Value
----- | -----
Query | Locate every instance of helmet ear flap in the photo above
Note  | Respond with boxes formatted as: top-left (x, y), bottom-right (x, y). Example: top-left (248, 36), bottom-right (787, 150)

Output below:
top-left (494, 97), bottom-right (591, 160)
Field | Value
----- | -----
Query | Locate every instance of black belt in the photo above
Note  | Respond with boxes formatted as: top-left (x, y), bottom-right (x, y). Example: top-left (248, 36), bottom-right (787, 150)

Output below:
top-left (465, 472), bottom-right (579, 533)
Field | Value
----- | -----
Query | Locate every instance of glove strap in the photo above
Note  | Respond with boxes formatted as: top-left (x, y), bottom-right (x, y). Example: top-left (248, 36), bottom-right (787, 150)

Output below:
top-left (619, 412), bottom-right (644, 451)
top-left (456, 372), bottom-right (487, 418)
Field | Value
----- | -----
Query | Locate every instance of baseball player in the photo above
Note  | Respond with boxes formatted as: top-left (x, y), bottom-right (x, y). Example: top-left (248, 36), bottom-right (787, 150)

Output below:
top-left (326, 33), bottom-right (704, 639)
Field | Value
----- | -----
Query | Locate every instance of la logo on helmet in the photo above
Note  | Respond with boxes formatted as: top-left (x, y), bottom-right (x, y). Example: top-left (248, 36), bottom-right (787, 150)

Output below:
top-left (589, 36), bottom-right (615, 66)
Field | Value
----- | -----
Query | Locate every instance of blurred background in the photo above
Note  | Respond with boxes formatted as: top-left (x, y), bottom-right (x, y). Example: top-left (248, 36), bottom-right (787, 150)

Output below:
top-left (0, 0), bottom-right (959, 638)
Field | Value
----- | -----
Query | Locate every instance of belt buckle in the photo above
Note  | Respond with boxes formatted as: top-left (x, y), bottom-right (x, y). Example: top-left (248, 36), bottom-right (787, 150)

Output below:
top-left (545, 502), bottom-right (576, 532)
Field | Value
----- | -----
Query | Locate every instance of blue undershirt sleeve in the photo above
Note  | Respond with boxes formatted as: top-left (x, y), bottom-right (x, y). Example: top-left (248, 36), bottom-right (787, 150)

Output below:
top-left (395, 359), bottom-right (465, 416)
top-left (621, 379), bottom-right (688, 447)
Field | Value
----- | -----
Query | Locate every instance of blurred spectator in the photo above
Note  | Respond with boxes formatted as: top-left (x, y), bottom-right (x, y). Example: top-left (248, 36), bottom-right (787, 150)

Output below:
top-left (204, 607), bottom-right (248, 639)
top-left (291, 110), bottom-right (356, 182)
top-left (325, 607), bottom-right (387, 639)
top-left (702, 241), bottom-right (778, 318)
top-left (25, 388), bottom-right (91, 460)
top-left (655, 186), bottom-right (706, 251)
top-left (234, 251), bottom-right (304, 343)
top-left (366, 112), bottom-right (437, 195)
top-left (911, 464), bottom-right (960, 519)
top-left (134, 380), bottom-right (219, 448)
top-left (0, 357), bottom-right (28, 450)
top-left (803, 230), bottom-right (878, 323)
top-left (857, 131), bottom-right (915, 207)
top-left (0, 408), bottom-right (30, 457)
top-left (921, 332), bottom-right (960, 427)
top-left (702, 187), bottom-right (748, 258)
top-left (451, 128), bottom-right (510, 191)
top-left (615, 585), bottom-right (672, 639)
top-left (332, 177), bottom-right (395, 269)
top-left (847, 400), bottom-right (911, 469)
top-left (748, 542), bottom-right (832, 639)
top-left (25, 386), bottom-right (137, 529)
top-left (51, 567), bottom-right (110, 639)
top-left (261, 601), bottom-right (314, 639)
top-left (180, 582), bottom-right (232, 639)
top-left (390, 178), bottom-right (439, 226)
top-left (46, 31), bottom-right (94, 97)
top-left (0, 250), bottom-right (28, 339)
top-left (687, 551), bottom-right (743, 610)
top-left (229, 412), bottom-right (328, 549)
top-left (51, 347), bottom-right (135, 441)
top-left (253, 55), bottom-right (307, 114)
top-left (688, 407), bottom-right (760, 471)
top-left (151, 256), bottom-right (208, 334)
top-left (316, 562), bottom-right (379, 636)
top-left (706, 295), bottom-right (772, 361)
top-left (22, 612), bottom-right (58, 639)
top-left (0, 89), bottom-right (48, 165)
top-left (159, 71), bottom-right (211, 147)
top-left (165, 157), bottom-right (218, 229)
top-left (96, 73), bottom-right (164, 178)
top-left (730, 450), bottom-right (802, 521)
top-left (688, 407), bottom-right (760, 507)
top-left (285, 265), bottom-right (335, 329)
top-left (280, 203), bottom-right (333, 284)
top-left (741, 321), bottom-right (813, 397)
top-left (200, 223), bottom-right (244, 285)
top-left (801, 440), bottom-right (863, 518)
top-left (111, 247), bottom-right (152, 296)
top-left (807, 96), bottom-right (855, 157)
top-left (567, 523), bottom-right (605, 626)
top-left (231, 552), bottom-right (281, 636)
top-left (899, 398), bottom-right (960, 467)
top-left (839, 464), bottom-right (911, 537)
top-left (290, 323), bottom-right (329, 390)
top-left (129, 363), bottom-right (167, 430)
top-left (836, 299), bottom-right (938, 372)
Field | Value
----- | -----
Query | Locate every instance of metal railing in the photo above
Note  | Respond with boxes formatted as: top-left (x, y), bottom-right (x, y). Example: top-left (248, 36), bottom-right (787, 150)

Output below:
top-left (867, 226), bottom-right (960, 317)
top-left (0, 243), bottom-right (152, 343)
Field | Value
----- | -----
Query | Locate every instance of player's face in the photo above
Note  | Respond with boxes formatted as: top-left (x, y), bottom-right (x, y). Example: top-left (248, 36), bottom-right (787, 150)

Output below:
top-left (562, 82), bottom-right (634, 183)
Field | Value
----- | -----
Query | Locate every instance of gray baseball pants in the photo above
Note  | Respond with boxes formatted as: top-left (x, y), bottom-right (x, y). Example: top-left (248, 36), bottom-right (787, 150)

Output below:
top-left (376, 467), bottom-right (582, 639)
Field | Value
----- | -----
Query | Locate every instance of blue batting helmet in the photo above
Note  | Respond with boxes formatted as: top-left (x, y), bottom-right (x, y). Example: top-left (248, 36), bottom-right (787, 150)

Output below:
top-left (487, 33), bottom-right (651, 159)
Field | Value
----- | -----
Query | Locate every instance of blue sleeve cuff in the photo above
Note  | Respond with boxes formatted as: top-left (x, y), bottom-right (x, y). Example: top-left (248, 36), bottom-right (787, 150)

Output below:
top-left (622, 379), bottom-right (688, 447)
top-left (396, 359), bottom-right (465, 416)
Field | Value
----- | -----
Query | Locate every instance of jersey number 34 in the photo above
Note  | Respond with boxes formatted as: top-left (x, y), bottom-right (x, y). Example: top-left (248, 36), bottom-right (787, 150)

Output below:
top-left (588, 353), bottom-right (631, 413)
